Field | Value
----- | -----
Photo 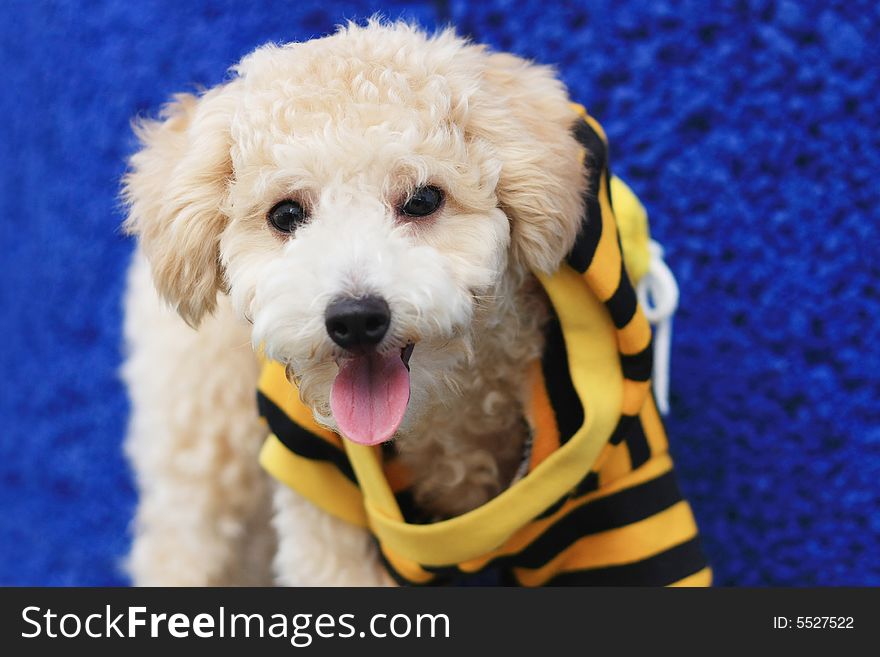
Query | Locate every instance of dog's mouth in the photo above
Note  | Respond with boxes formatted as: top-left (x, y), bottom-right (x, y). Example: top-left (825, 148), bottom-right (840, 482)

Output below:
top-left (329, 343), bottom-right (414, 446)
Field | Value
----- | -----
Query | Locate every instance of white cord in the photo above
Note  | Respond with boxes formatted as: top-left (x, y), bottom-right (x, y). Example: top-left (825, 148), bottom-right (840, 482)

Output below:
top-left (636, 240), bottom-right (679, 415)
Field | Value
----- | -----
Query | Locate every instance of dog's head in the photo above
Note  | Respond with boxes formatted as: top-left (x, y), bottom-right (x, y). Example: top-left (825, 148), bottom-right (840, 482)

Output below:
top-left (123, 21), bottom-right (585, 444)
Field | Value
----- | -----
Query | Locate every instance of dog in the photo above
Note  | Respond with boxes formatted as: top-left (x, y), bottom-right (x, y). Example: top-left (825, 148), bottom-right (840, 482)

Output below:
top-left (121, 20), bottom-right (709, 586)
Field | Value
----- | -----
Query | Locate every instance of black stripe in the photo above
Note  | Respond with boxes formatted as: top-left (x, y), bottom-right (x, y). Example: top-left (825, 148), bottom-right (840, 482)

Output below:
top-left (572, 469), bottom-right (601, 498)
top-left (379, 551), bottom-right (495, 587)
top-left (540, 310), bottom-right (585, 445)
top-left (534, 469), bottom-right (600, 521)
top-left (421, 562), bottom-right (465, 577)
top-left (376, 550), bottom-right (420, 587)
top-left (257, 391), bottom-right (357, 483)
top-left (380, 441), bottom-right (397, 459)
top-left (566, 118), bottom-right (608, 273)
top-left (509, 469), bottom-right (684, 569)
top-left (609, 414), bottom-right (639, 445)
top-left (534, 493), bottom-right (570, 521)
top-left (604, 259), bottom-right (638, 329)
top-left (573, 118), bottom-right (607, 178)
top-left (449, 569), bottom-right (511, 586)
top-left (626, 419), bottom-right (652, 470)
top-left (394, 490), bottom-right (433, 525)
top-left (543, 536), bottom-right (709, 586)
top-left (605, 162), bottom-right (615, 212)
top-left (620, 343), bottom-right (653, 382)
top-left (566, 195), bottom-right (602, 273)
top-left (422, 563), bottom-right (511, 587)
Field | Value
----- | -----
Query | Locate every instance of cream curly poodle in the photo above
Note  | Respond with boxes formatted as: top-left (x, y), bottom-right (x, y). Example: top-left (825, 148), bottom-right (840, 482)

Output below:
top-left (121, 20), bottom-right (708, 587)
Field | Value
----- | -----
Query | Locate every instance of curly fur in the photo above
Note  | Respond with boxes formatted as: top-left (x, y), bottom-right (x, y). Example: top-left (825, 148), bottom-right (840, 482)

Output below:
top-left (122, 20), bottom-right (586, 585)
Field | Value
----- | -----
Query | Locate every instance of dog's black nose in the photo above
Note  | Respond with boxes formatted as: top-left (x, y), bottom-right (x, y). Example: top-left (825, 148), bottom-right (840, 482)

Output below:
top-left (325, 296), bottom-right (391, 350)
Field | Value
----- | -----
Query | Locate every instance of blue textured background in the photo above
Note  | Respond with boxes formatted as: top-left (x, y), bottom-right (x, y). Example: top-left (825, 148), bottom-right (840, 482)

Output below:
top-left (1, 0), bottom-right (877, 586)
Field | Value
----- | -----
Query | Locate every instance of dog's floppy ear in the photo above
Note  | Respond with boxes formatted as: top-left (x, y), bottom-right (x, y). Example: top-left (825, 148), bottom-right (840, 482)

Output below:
top-left (473, 52), bottom-right (586, 274)
top-left (122, 83), bottom-right (238, 327)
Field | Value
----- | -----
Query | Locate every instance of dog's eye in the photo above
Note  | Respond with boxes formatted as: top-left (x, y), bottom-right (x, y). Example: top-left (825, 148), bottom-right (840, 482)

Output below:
top-left (268, 200), bottom-right (307, 233)
top-left (400, 186), bottom-right (443, 218)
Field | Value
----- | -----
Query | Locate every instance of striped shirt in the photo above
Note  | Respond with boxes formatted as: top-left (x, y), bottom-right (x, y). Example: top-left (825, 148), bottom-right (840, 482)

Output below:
top-left (258, 105), bottom-right (711, 586)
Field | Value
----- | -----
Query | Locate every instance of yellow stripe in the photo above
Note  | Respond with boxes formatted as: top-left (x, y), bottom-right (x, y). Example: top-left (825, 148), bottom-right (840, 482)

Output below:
top-left (344, 441), bottom-right (405, 523)
top-left (259, 435), bottom-right (367, 527)
top-left (622, 379), bottom-right (652, 416)
top-left (585, 451), bottom-right (673, 499)
top-left (380, 546), bottom-right (436, 585)
top-left (669, 567), bottom-right (713, 587)
top-left (570, 102), bottom-right (589, 122)
top-left (585, 170), bottom-right (623, 302)
top-left (586, 442), bottom-right (615, 482)
top-left (640, 395), bottom-right (670, 456)
top-left (259, 360), bottom-right (342, 448)
top-left (525, 359), bottom-right (561, 471)
top-left (596, 441), bottom-right (633, 487)
top-left (512, 501), bottom-right (700, 586)
top-left (583, 113), bottom-right (609, 144)
top-left (617, 305), bottom-right (652, 355)
top-left (611, 176), bottom-right (652, 284)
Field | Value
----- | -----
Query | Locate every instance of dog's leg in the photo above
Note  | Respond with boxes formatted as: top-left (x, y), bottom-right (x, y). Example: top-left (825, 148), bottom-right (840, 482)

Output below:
top-left (272, 485), bottom-right (394, 586)
top-left (123, 250), bottom-right (275, 585)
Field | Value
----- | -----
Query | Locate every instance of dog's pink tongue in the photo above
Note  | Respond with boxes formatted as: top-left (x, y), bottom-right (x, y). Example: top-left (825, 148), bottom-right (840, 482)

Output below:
top-left (330, 351), bottom-right (411, 446)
